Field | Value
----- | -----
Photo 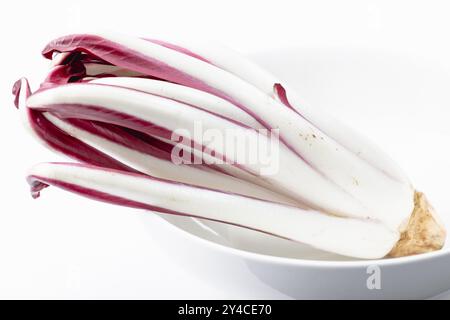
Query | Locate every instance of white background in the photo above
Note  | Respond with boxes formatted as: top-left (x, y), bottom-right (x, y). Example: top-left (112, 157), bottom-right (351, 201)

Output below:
top-left (1, 0), bottom-right (450, 299)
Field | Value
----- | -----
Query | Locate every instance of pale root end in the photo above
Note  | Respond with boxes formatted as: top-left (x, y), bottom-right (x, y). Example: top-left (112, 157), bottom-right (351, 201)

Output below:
top-left (389, 191), bottom-right (446, 258)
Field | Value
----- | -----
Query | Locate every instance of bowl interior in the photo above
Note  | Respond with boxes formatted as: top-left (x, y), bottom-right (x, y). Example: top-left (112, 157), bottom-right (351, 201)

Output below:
top-left (160, 47), bottom-right (450, 262)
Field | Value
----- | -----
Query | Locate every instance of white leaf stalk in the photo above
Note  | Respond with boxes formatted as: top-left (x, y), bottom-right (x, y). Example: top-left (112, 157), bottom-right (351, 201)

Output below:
top-left (28, 162), bottom-right (399, 259)
top-left (12, 33), bottom-right (446, 259)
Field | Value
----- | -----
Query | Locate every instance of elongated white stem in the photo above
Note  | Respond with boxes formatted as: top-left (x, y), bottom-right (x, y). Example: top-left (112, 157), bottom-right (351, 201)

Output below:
top-left (28, 162), bottom-right (400, 259)
top-left (27, 83), bottom-right (371, 219)
top-left (89, 77), bottom-right (261, 128)
top-left (43, 113), bottom-right (298, 206)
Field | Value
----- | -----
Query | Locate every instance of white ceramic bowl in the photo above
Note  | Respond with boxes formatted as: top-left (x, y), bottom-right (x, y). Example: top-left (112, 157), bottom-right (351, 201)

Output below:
top-left (142, 47), bottom-right (450, 299)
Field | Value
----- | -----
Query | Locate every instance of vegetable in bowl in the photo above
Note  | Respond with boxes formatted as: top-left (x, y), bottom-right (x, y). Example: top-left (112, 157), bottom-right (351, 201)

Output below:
top-left (13, 32), bottom-right (446, 259)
